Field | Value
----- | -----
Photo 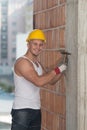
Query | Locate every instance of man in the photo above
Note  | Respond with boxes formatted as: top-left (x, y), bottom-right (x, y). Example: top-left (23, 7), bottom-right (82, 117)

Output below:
top-left (11, 29), bottom-right (67, 130)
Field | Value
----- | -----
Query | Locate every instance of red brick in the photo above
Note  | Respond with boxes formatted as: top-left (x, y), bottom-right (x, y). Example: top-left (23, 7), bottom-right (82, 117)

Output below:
top-left (46, 84), bottom-right (56, 91)
top-left (60, 0), bottom-right (66, 4)
top-left (59, 27), bottom-right (65, 48)
top-left (36, 0), bottom-right (40, 11)
top-left (34, 14), bottom-right (41, 29)
top-left (39, 12), bottom-right (46, 29)
top-left (40, 89), bottom-right (47, 107)
top-left (52, 115), bottom-right (59, 130)
top-left (54, 95), bottom-right (66, 115)
top-left (45, 11), bottom-right (51, 29)
top-left (40, 51), bottom-right (48, 69)
top-left (48, 92), bottom-right (55, 112)
top-left (46, 111), bottom-right (54, 130)
top-left (49, 8), bottom-right (57, 28)
top-left (56, 7), bottom-right (60, 26)
top-left (44, 31), bottom-right (50, 48)
top-left (33, 0), bottom-right (38, 12)
top-left (34, 13), bottom-right (46, 29)
top-left (41, 90), bottom-right (66, 114)
top-left (44, 52), bottom-right (49, 69)
top-left (47, 113), bottom-right (59, 130)
top-left (53, 28), bottom-right (59, 48)
top-left (59, 5), bottom-right (66, 25)
top-left (43, 90), bottom-right (49, 110)
top-left (47, 0), bottom-right (58, 9)
top-left (42, 0), bottom-right (47, 10)
top-left (59, 117), bottom-right (66, 130)
top-left (41, 89), bottom-right (51, 109)
top-left (46, 30), bottom-right (53, 48)
top-left (41, 109), bottom-right (47, 128)
top-left (59, 75), bottom-right (66, 94)
top-left (55, 81), bottom-right (60, 93)
top-left (47, 10), bottom-right (56, 29)
top-left (34, 0), bottom-right (42, 12)
top-left (54, 7), bottom-right (60, 27)
top-left (44, 112), bottom-right (60, 130)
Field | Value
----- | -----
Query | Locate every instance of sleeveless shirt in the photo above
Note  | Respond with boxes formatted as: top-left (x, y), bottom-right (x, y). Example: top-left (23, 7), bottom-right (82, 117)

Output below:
top-left (12, 56), bottom-right (43, 109)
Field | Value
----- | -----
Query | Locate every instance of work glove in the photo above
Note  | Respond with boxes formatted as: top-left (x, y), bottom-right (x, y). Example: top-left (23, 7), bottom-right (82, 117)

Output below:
top-left (58, 64), bottom-right (67, 72)
top-left (54, 54), bottom-right (68, 75)
top-left (54, 63), bottom-right (67, 74)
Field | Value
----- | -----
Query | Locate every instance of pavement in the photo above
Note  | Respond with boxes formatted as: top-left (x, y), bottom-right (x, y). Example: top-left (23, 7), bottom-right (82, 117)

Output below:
top-left (0, 122), bottom-right (11, 130)
top-left (0, 90), bottom-right (14, 125)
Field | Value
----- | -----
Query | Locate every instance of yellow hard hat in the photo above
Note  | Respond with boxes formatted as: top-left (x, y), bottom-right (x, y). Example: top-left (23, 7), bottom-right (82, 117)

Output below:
top-left (26, 29), bottom-right (46, 43)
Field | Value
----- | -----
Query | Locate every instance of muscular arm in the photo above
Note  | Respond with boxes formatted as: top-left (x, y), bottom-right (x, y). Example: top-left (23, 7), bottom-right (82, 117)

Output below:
top-left (49, 74), bottom-right (63, 85)
top-left (14, 58), bottom-right (57, 87)
top-left (42, 65), bottom-right (63, 85)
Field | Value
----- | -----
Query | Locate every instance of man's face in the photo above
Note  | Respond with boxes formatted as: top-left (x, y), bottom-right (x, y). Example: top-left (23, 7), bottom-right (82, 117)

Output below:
top-left (28, 39), bottom-right (45, 56)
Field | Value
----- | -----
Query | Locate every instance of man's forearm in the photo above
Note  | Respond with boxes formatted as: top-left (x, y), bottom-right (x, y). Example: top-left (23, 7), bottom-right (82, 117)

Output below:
top-left (49, 73), bottom-right (63, 85)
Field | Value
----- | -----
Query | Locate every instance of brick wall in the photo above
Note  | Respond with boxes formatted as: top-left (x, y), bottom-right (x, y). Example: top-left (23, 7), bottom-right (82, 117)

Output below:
top-left (33, 0), bottom-right (66, 130)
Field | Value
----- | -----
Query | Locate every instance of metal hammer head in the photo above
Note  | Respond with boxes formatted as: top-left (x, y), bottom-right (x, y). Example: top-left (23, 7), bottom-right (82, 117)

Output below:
top-left (60, 51), bottom-right (71, 55)
top-left (58, 49), bottom-right (71, 55)
top-left (58, 48), bottom-right (71, 55)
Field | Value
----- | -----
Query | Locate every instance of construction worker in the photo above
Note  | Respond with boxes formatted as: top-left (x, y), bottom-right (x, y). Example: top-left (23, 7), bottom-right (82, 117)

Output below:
top-left (11, 29), bottom-right (67, 130)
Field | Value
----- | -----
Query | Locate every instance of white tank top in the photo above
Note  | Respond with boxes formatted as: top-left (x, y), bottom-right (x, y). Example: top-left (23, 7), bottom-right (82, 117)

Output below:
top-left (12, 56), bottom-right (43, 109)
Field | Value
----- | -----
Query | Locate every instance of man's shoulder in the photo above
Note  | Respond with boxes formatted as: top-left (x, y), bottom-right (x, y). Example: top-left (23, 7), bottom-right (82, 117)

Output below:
top-left (15, 57), bottom-right (24, 64)
top-left (15, 56), bottom-right (33, 69)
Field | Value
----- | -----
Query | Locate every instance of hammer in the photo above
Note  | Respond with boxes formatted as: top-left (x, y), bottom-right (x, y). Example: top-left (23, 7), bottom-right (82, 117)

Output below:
top-left (59, 50), bottom-right (71, 64)
top-left (43, 48), bottom-right (71, 55)
top-left (59, 50), bottom-right (71, 55)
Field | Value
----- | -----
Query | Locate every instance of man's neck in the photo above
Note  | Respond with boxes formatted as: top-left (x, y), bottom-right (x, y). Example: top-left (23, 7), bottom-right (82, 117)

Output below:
top-left (24, 52), bottom-right (38, 62)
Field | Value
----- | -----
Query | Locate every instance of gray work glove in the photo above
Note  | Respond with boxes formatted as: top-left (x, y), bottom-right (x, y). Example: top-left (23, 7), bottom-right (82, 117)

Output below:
top-left (58, 64), bottom-right (67, 73)
top-left (58, 55), bottom-right (68, 73)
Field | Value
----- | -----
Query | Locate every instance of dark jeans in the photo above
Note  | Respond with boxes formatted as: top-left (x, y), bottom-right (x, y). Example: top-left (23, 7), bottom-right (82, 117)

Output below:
top-left (11, 108), bottom-right (41, 130)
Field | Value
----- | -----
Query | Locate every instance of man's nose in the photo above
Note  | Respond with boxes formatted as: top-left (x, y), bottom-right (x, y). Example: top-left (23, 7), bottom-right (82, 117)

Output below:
top-left (37, 45), bottom-right (40, 49)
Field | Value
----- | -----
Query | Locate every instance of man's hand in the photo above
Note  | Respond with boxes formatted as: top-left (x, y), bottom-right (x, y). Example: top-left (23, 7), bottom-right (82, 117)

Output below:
top-left (54, 53), bottom-right (68, 75)
top-left (58, 64), bottom-right (67, 72)
top-left (54, 63), bottom-right (67, 75)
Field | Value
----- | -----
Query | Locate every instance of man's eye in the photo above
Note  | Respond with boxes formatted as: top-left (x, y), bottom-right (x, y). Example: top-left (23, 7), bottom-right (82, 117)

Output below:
top-left (33, 43), bottom-right (37, 45)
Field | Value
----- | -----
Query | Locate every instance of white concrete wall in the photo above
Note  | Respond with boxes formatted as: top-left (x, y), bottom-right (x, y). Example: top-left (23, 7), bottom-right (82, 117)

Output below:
top-left (66, 0), bottom-right (87, 130)
top-left (78, 1), bottom-right (87, 130)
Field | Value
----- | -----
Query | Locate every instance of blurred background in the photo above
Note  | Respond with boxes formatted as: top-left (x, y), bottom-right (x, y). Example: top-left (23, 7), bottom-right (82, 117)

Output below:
top-left (0, 0), bottom-right (33, 129)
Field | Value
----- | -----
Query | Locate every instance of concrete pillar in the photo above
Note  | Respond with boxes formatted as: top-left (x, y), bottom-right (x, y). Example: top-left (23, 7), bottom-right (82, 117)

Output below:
top-left (66, 0), bottom-right (87, 130)
top-left (78, 1), bottom-right (87, 130)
